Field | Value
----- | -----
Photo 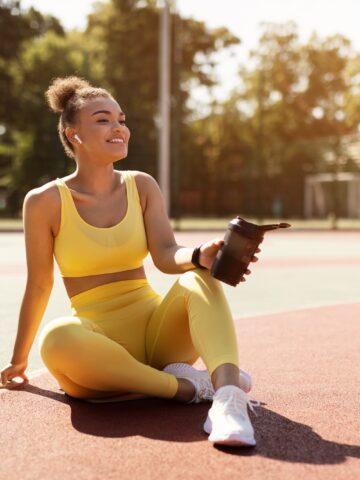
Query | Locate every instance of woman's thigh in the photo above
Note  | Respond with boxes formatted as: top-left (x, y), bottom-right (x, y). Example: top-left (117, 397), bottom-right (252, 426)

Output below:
top-left (37, 316), bottom-right (141, 399)
top-left (145, 275), bottom-right (199, 369)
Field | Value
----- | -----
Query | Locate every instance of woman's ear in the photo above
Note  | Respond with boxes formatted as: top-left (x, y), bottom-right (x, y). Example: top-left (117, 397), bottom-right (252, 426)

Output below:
top-left (65, 127), bottom-right (81, 145)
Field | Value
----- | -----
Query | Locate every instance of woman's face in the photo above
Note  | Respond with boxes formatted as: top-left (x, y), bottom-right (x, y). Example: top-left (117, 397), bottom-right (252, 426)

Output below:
top-left (70, 96), bottom-right (130, 162)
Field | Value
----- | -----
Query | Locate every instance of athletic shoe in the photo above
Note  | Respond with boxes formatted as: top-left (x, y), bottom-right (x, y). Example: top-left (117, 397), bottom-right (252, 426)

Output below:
top-left (204, 385), bottom-right (260, 446)
top-left (162, 362), bottom-right (252, 404)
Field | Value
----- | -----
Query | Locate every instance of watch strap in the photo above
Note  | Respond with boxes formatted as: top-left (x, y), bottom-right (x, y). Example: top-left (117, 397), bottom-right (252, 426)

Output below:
top-left (191, 245), bottom-right (206, 269)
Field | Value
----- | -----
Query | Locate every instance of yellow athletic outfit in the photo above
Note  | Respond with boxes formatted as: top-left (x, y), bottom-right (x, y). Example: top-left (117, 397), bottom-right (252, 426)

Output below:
top-left (38, 170), bottom-right (240, 401)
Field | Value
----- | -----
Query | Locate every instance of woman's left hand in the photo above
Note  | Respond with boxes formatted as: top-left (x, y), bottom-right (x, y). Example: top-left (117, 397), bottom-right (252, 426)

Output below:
top-left (198, 239), bottom-right (261, 282)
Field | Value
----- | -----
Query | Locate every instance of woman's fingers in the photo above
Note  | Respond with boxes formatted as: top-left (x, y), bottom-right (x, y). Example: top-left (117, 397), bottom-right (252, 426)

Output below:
top-left (1, 370), bottom-right (8, 385)
top-left (1, 363), bottom-right (29, 388)
top-left (240, 270), bottom-right (251, 282)
top-left (251, 255), bottom-right (259, 262)
top-left (0, 377), bottom-right (27, 389)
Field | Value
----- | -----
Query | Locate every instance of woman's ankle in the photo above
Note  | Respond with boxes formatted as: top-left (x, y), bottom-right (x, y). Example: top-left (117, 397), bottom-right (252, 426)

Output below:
top-left (211, 363), bottom-right (242, 391)
top-left (173, 378), bottom-right (196, 403)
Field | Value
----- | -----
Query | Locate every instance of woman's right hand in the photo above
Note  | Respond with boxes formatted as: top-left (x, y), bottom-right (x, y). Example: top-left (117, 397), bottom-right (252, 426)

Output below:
top-left (0, 360), bottom-right (29, 388)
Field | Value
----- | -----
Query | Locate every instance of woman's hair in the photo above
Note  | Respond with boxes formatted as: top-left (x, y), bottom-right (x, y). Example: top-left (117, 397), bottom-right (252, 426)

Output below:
top-left (45, 76), bottom-right (112, 159)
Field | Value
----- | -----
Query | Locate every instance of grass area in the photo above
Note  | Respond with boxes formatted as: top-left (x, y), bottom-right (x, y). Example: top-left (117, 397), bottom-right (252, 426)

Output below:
top-left (1, 217), bottom-right (360, 231)
top-left (0, 218), bottom-right (23, 230)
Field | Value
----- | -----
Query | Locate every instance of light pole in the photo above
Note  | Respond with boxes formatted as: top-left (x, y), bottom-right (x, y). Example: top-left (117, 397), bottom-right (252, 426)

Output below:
top-left (172, 2), bottom-right (182, 228)
top-left (158, 0), bottom-right (171, 214)
top-left (256, 68), bottom-right (265, 223)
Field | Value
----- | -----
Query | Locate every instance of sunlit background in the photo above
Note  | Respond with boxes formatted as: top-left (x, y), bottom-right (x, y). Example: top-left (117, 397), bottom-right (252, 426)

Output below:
top-left (1, 0), bottom-right (360, 227)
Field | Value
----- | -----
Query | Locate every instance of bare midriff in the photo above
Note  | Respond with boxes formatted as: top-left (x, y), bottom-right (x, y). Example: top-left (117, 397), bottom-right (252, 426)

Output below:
top-left (63, 265), bottom-right (147, 299)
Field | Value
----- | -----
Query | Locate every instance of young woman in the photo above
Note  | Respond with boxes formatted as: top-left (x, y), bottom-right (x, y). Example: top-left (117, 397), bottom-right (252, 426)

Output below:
top-left (1, 76), bottom-right (260, 447)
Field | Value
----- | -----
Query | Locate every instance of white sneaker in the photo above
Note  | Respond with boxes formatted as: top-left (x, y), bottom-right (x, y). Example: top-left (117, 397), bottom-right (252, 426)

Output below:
top-left (162, 363), bottom-right (252, 404)
top-left (204, 385), bottom-right (259, 446)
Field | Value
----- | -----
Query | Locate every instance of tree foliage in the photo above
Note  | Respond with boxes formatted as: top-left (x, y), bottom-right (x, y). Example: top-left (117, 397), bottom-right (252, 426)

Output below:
top-left (192, 22), bottom-right (360, 216)
top-left (0, 3), bottom-right (359, 217)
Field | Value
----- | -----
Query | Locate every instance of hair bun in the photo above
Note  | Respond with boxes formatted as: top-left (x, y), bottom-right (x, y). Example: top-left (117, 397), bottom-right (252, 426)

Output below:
top-left (45, 76), bottom-right (92, 113)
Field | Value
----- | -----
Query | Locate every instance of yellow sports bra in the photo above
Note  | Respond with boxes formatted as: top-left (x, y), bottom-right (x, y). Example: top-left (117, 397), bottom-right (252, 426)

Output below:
top-left (53, 170), bottom-right (148, 277)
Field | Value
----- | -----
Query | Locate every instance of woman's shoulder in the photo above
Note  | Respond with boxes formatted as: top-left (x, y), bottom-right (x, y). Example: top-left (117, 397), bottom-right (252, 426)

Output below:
top-left (126, 170), bottom-right (159, 190)
top-left (124, 169), bottom-right (157, 193)
top-left (122, 170), bottom-right (159, 213)
top-left (23, 179), bottom-right (61, 235)
top-left (125, 169), bottom-right (154, 181)
top-left (24, 178), bottom-right (61, 206)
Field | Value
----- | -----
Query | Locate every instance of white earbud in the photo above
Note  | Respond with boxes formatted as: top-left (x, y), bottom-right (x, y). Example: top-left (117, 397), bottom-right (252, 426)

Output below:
top-left (74, 134), bottom-right (82, 144)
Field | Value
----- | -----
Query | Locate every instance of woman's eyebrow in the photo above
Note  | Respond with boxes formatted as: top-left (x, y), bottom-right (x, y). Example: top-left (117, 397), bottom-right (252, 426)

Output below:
top-left (91, 110), bottom-right (126, 117)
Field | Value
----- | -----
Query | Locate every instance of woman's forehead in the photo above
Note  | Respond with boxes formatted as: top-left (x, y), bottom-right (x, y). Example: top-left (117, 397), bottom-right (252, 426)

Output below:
top-left (81, 97), bottom-right (123, 116)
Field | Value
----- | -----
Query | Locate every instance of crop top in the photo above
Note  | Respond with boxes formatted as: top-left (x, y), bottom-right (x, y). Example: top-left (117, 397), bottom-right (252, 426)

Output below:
top-left (53, 170), bottom-right (148, 277)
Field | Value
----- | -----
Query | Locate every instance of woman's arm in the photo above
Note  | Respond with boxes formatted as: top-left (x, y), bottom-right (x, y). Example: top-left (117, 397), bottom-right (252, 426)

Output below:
top-left (139, 172), bottom-right (200, 274)
top-left (10, 189), bottom-right (55, 364)
top-left (139, 172), bottom-right (229, 273)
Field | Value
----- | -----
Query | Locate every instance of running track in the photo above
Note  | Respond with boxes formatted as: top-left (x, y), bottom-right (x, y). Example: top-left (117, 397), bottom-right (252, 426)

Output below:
top-left (1, 231), bottom-right (359, 479)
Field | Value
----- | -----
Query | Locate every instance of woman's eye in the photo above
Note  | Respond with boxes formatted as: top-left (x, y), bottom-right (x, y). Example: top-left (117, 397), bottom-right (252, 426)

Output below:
top-left (97, 119), bottom-right (126, 125)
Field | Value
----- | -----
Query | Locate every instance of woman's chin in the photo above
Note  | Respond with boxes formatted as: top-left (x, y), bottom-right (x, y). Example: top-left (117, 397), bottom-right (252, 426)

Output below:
top-left (109, 152), bottom-right (128, 162)
top-left (116, 153), bottom-right (128, 161)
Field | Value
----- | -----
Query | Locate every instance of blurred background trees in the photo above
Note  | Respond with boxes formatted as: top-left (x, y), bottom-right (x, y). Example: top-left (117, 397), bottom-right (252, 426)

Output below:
top-left (0, 0), bottom-right (359, 219)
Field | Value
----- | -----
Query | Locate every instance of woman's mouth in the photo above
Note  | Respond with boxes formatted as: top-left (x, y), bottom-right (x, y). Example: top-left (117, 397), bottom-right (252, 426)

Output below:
top-left (107, 138), bottom-right (125, 144)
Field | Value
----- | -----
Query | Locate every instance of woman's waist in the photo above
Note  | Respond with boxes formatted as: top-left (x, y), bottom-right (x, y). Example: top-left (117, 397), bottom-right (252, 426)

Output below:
top-left (69, 273), bottom-right (161, 315)
top-left (64, 266), bottom-right (147, 299)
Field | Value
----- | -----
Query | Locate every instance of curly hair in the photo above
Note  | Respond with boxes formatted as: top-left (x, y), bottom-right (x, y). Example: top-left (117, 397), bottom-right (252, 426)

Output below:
top-left (45, 76), bottom-right (112, 159)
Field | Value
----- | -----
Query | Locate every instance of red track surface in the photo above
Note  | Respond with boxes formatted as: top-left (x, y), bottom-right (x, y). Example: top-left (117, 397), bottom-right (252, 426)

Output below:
top-left (1, 303), bottom-right (360, 480)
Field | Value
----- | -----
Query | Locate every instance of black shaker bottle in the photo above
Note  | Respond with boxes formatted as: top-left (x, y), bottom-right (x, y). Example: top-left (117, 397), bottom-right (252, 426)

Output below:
top-left (211, 216), bottom-right (291, 287)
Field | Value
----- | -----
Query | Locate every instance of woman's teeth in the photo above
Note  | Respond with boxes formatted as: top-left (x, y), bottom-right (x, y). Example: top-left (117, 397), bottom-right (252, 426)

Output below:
top-left (108, 139), bottom-right (124, 143)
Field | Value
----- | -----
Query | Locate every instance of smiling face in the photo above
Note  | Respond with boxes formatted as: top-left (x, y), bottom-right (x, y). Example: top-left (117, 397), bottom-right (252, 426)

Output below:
top-left (66, 96), bottom-right (131, 163)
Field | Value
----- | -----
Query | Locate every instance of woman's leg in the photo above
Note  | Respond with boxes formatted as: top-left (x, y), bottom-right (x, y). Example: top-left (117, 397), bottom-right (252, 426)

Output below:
top-left (38, 315), bottom-right (178, 400)
top-left (145, 268), bottom-right (240, 377)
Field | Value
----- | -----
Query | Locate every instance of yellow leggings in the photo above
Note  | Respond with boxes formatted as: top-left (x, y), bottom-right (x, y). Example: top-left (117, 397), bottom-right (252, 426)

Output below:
top-left (38, 268), bottom-right (239, 401)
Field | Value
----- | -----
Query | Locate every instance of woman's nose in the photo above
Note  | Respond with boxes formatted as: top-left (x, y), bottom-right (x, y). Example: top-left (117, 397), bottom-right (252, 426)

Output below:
top-left (112, 123), bottom-right (129, 138)
top-left (112, 122), bottom-right (126, 131)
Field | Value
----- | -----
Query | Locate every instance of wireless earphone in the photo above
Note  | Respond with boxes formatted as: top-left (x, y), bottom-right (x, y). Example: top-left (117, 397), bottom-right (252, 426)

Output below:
top-left (74, 134), bottom-right (82, 144)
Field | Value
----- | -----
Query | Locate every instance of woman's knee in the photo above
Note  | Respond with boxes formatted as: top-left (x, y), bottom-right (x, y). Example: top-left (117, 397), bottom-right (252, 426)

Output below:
top-left (179, 268), bottom-right (223, 293)
top-left (180, 268), bottom-right (209, 283)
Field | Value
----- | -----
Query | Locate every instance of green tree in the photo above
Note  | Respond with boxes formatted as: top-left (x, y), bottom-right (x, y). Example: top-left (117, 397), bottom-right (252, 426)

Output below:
top-left (188, 95), bottom-right (254, 216)
top-left (0, 0), bottom-right (65, 212)
top-left (0, 0), bottom-right (64, 123)
top-left (227, 22), bottom-right (360, 217)
top-left (5, 30), bottom-right (98, 213)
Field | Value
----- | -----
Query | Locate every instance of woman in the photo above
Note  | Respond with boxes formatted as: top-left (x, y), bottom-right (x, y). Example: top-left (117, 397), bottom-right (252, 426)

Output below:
top-left (1, 76), bottom-right (260, 447)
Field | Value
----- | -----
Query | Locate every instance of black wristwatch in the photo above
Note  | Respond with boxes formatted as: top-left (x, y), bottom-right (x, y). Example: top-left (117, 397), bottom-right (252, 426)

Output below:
top-left (191, 245), bottom-right (206, 269)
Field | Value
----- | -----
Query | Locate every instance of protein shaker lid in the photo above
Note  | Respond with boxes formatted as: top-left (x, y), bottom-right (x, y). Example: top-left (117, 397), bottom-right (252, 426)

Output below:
top-left (228, 217), bottom-right (264, 240)
top-left (259, 222), bottom-right (291, 231)
top-left (229, 216), bottom-right (291, 239)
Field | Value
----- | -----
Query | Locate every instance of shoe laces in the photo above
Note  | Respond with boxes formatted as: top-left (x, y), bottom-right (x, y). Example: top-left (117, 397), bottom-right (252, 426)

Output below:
top-left (214, 387), bottom-right (261, 417)
top-left (197, 386), bottom-right (214, 401)
top-left (190, 376), bottom-right (215, 403)
top-left (195, 374), bottom-right (215, 402)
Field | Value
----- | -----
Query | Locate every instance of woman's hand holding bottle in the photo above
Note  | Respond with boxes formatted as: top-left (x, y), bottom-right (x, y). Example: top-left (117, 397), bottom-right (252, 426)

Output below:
top-left (198, 238), bottom-right (261, 281)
